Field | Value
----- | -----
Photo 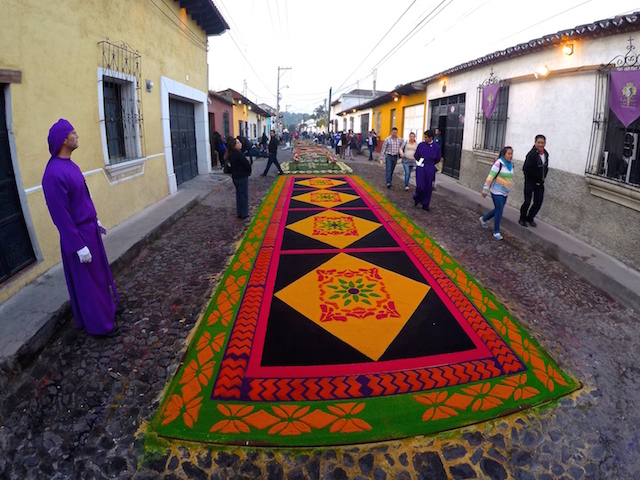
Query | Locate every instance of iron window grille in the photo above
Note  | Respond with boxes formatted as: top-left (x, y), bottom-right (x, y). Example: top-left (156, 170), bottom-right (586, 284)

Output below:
top-left (223, 112), bottom-right (230, 138)
top-left (99, 39), bottom-right (145, 164)
top-left (474, 70), bottom-right (509, 153)
top-left (586, 37), bottom-right (640, 187)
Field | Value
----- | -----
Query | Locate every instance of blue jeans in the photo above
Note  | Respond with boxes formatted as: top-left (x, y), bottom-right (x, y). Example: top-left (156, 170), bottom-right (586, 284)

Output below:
top-left (233, 176), bottom-right (249, 218)
top-left (403, 163), bottom-right (414, 187)
top-left (385, 155), bottom-right (398, 185)
top-left (368, 144), bottom-right (374, 160)
top-left (482, 194), bottom-right (507, 233)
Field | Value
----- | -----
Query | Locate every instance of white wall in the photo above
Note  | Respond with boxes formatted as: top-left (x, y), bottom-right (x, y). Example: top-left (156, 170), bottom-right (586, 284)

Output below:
top-left (425, 32), bottom-right (634, 175)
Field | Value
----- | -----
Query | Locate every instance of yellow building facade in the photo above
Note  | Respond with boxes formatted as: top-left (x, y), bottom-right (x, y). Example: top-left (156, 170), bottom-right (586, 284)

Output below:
top-left (374, 90), bottom-right (427, 142)
top-left (0, 0), bottom-right (227, 303)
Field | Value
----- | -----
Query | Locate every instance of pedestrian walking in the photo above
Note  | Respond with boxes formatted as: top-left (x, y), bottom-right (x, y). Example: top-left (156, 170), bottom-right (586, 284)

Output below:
top-left (261, 129), bottom-right (284, 176)
top-left (519, 134), bottom-right (549, 227)
top-left (401, 132), bottom-right (418, 190)
top-left (349, 133), bottom-right (358, 158)
top-left (366, 130), bottom-right (377, 161)
top-left (380, 127), bottom-right (404, 188)
top-left (339, 132), bottom-right (347, 159)
top-left (480, 146), bottom-right (514, 240)
top-left (42, 119), bottom-right (122, 338)
top-left (413, 129), bottom-right (441, 210)
top-left (228, 137), bottom-right (252, 219)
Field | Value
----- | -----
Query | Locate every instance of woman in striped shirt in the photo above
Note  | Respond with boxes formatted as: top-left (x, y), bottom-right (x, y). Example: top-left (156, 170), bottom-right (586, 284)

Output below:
top-left (480, 146), bottom-right (514, 240)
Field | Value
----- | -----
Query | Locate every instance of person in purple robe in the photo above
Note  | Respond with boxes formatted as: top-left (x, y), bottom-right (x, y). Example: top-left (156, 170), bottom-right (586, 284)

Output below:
top-left (413, 129), bottom-right (442, 211)
top-left (42, 119), bottom-right (122, 338)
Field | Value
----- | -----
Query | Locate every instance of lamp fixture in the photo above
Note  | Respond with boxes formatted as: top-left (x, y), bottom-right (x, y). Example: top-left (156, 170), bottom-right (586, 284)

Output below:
top-left (393, 96), bottom-right (399, 102)
top-left (352, 108), bottom-right (356, 112)
top-left (563, 43), bottom-right (574, 56)
top-left (534, 65), bottom-right (550, 79)
top-left (248, 106), bottom-right (252, 110)
top-left (238, 99), bottom-right (242, 104)
top-left (145, 79), bottom-right (153, 92)
top-left (441, 79), bottom-right (447, 93)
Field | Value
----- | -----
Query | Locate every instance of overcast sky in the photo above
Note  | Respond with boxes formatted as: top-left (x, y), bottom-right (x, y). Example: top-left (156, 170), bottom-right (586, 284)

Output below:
top-left (207, 0), bottom-right (639, 113)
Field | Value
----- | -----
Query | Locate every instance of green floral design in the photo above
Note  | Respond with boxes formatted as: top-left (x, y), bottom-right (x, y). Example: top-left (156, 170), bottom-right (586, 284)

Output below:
top-left (327, 278), bottom-right (381, 306)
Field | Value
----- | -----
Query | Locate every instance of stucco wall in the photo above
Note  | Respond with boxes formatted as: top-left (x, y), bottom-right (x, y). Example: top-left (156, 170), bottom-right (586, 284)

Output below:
top-left (460, 150), bottom-right (640, 270)
top-left (0, 0), bottom-right (211, 303)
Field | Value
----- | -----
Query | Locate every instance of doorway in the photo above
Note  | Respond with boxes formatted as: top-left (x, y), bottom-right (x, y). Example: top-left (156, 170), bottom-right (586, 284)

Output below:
top-left (0, 87), bottom-right (36, 283)
top-left (430, 94), bottom-right (465, 179)
top-left (169, 98), bottom-right (198, 185)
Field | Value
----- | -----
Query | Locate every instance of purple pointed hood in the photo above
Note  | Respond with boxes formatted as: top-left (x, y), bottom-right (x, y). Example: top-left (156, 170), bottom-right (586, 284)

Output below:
top-left (47, 118), bottom-right (74, 156)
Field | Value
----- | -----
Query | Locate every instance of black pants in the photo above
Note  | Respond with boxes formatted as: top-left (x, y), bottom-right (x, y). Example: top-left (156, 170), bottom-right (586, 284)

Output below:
top-left (520, 182), bottom-right (544, 222)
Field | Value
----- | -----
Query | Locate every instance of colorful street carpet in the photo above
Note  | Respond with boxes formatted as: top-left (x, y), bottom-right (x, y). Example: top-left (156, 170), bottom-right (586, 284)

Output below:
top-left (149, 175), bottom-right (578, 447)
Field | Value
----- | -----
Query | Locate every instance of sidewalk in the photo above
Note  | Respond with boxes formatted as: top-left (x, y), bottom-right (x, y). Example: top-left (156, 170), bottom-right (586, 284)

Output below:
top-left (0, 172), bottom-right (231, 378)
top-left (364, 150), bottom-right (640, 313)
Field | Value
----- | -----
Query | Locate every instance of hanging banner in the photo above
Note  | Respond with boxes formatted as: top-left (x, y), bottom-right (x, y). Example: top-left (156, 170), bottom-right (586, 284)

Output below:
top-left (610, 70), bottom-right (640, 128)
top-left (482, 84), bottom-right (500, 119)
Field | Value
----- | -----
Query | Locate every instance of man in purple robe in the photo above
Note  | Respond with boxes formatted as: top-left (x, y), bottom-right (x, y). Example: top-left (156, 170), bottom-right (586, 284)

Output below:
top-left (42, 119), bottom-right (122, 338)
top-left (413, 130), bottom-right (442, 211)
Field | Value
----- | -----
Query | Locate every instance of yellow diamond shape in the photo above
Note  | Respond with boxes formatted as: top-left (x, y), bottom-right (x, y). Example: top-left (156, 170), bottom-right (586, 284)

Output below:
top-left (296, 178), bottom-right (347, 188)
top-left (292, 189), bottom-right (359, 209)
top-left (286, 210), bottom-right (381, 249)
top-left (275, 253), bottom-right (430, 361)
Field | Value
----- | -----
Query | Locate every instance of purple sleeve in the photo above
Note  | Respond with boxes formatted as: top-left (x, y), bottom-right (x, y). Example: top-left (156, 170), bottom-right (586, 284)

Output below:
top-left (42, 170), bottom-right (86, 255)
top-left (414, 142), bottom-right (424, 160)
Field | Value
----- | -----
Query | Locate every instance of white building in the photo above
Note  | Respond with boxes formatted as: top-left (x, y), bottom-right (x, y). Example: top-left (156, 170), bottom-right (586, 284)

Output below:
top-left (330, 89), bottom-right (388, 133)
top-left (420, 12), bottom-right (640, 270)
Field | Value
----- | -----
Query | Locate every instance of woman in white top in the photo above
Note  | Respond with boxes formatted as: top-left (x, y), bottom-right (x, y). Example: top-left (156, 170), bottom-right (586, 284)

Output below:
top-left (401, 132), bottom-right (419, 191)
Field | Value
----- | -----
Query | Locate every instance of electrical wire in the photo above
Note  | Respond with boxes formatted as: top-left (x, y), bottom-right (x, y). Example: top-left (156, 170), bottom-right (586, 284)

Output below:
top-left (225, 33), bottom-right (276, 97)
top-left (215, 0), bottom-right (249, 51)
top-left (370, 0), bottom-right (453, 73)
top-left (423, 0), bottom-right (493, 48)
top-left (472, 0), bottom-right (593, 55)
top-left (147, 0), bottom-right (207, 50)
top-left (333, 0), bottom-right (418, 95)
top-left (266, 1), bottom-right (278, 40)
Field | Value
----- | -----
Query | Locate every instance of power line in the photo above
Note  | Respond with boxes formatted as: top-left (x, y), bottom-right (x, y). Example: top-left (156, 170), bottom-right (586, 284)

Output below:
top-left (275, 0), bottom-right (284, 41)
top-left (225, 32), bottom-right (276, 97)
top-left (215, 0), bottom-right (249, 50)
top-left (147, 0), bottom-right (207, 50)
top-left (472, 0), bottom-right (593, 55)
top-left (423, 0), bottom-right (493, 48)
top-left (333, 0), bottom-right (418, 95)
top-left (371, 0), bottom-right (453, 73)
top-left (266, 1), bottom-right (278, 40)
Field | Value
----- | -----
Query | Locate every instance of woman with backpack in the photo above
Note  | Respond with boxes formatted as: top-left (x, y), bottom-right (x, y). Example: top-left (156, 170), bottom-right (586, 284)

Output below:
top-left (479, 146), bottom-right (514, 240)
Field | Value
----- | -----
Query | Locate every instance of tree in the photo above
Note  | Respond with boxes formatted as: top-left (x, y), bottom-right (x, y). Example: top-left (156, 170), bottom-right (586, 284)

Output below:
top-left (287, 123), bottom-right (297, 132)
top-left (313, 103), bottom-right (327, 120)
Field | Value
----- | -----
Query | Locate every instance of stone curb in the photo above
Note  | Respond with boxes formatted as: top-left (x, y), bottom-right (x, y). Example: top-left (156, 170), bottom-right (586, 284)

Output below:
top-left (0, 196), bottom-right (202, 384)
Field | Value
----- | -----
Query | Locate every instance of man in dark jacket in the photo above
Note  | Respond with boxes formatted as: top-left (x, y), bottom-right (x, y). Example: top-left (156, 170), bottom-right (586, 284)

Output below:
top-left (519, 134), bottom-right (549, 227)
top-left (261, 130), bottom-right (284, 176)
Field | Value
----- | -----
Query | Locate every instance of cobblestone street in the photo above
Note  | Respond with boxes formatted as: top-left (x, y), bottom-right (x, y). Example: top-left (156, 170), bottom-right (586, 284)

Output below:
top-left (1, 153), bottom-right (639, 479)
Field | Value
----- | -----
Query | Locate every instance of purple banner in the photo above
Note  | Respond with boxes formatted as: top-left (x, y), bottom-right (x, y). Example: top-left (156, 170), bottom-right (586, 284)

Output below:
top-left (610, 70), bottom-right (640, 128)
top-left (482, 84), bottom-right (500, 119)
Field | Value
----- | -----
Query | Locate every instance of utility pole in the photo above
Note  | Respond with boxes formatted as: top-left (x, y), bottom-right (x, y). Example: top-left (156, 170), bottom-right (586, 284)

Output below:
top-left (242, 79), bottom-right (247, 97)
top-left (276, 66), bottom-right (292, 134)
top-left (327, 88), bottom-right (332, 134)
top-left (373, 68), bottom-right (377, 97)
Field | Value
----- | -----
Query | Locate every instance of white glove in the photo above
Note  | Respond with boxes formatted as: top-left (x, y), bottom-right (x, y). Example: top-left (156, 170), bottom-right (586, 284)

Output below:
top-left (77, 246), bottom-right (92, 263)
top-left (416, 158), bottom-right (425, 167)
top-left (97, 219), bottom-right (107, 235)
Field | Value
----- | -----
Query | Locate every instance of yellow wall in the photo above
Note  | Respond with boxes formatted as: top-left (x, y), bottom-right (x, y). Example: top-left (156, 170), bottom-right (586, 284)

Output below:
top-left (233, 103), bottom-right (248, 137)
top-left (374, 91), bottom-right (427, 141)
top-left (0, 0), bottom-right (210, 303)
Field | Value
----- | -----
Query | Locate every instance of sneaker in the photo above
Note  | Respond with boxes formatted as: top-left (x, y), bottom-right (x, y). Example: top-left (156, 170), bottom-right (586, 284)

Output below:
top-left (387, 184), bottom-right (391, 189)
top-left (479, 217), bottom-right (487, 229)
top-left (493, 232), bottom-right (503, 240)
top-left (405, 186), bottom-right (409, 191)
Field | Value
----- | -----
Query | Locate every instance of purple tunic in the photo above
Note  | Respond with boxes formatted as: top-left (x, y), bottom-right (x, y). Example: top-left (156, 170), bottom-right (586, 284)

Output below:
top-left (413, 141), bottom-right (441, 208)
top-left (42, 157), bottom-right (118, 335)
